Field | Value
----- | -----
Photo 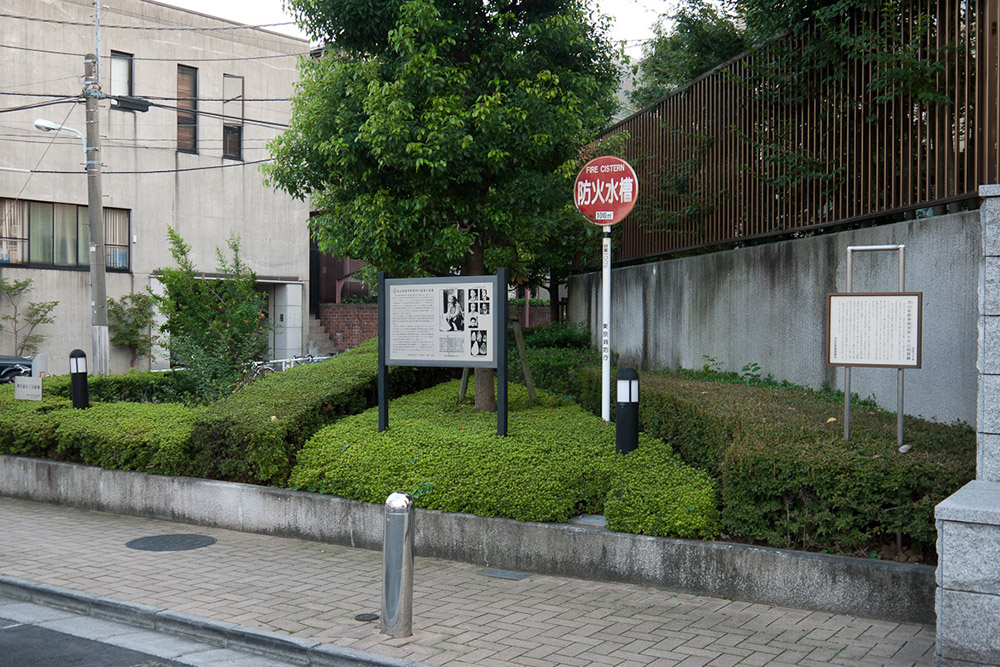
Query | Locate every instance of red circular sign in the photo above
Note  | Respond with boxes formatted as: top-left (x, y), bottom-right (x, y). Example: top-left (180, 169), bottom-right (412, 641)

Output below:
top-left (573, 156), bottom-right (638, 226)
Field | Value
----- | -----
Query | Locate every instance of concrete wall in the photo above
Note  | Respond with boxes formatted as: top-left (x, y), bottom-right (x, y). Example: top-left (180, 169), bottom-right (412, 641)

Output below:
top-left (0, 0), bottom-right (312, 374)
top-left (568, 211), bottom-right (980, 425)
top-left (0, 456), bottom-right (936, 625)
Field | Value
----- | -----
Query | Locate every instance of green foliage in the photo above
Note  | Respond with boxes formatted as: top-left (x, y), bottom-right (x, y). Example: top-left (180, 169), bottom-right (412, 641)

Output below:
top-left (187, 338), bottom-right (456, 486)
top-left (53, 403), bottom-right (203, 475)
top-left (637, 372), bottom-right (976, 556)
top-left (292, 379), bottom-right (718, 536)
top-left (511, 346), bottom-right (598, 398)
top-left (605, 442), bottom-right (720, 539)
top-left (266, 0), bottom-right (621, 279)
top-left (0, 277), bottom-right (58, 356)
top-left (629, 0), bottom-right (747, 108)
top-left (151, 228), bottom-right (270, 403)
top-left (107, 293), bottom-right (156, 368)
top-left (43, 370), bottom-right (198, 404)
top-left (0, 385), bottom-right (72, 457)
top-left (521, 321), bottom-right (592, 349)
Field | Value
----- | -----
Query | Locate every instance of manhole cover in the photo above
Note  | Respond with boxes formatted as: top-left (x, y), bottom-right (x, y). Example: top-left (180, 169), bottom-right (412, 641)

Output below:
top-left (125, 534), bottom-right (216, 552)
top-left (355, 613), bottom-right (379, 622)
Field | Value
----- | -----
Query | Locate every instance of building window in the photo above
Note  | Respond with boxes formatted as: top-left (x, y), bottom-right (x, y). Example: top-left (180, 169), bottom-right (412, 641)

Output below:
top-left (223, 74), bottom-right (244, 160)
top-left (0, 198), bottom-right (129, 270)
top-left (110, 51), bottom-right (133, 99)
top-left (177, 65), bottom-right (198, 153)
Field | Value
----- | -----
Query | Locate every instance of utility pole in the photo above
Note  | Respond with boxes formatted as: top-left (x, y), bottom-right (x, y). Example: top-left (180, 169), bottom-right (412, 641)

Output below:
top-left (84, 53), bottom-right (109, 376)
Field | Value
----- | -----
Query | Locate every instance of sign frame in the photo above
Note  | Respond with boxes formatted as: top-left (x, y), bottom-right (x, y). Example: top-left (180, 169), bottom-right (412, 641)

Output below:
top-left (377, 269), bottom-right (509, 436)
top-left (826, 292), bottom-right (923, 369)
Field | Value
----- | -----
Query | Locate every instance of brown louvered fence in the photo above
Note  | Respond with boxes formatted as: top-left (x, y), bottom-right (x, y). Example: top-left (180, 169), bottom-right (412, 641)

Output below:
top-left (606, 0), bottom-right (1000, 263)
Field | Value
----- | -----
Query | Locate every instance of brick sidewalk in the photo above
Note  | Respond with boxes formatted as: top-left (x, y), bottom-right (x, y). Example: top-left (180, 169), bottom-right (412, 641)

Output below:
top-left (0, 497), bottom-right (935, 666)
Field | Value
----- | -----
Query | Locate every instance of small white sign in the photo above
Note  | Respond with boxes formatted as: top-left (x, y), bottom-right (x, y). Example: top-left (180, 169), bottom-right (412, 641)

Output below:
top-left (14, 376), bottom-right (42, 401)
top-left (827, 292), bottom-right (922, 368)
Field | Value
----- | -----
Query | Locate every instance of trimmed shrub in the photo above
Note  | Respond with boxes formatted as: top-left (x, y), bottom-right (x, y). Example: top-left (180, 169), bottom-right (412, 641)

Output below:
top-left (509, 346), bottom-right (598, 398)
top-left (188, 338), bottom-right (456, 486)
top-left (43, 370), bottom-right (197, 404)
top-left (520, 321), bottom-right (592, 349)
top-left (0, 385), bottom-right (72, 458)
top-left (637, 373), bottom-right (976, 555)
top-left (605, 443), bottom-right (720, 539)
top-left (53, 403), bottom-right (203, 475)
top-left (291, 379), bottom-right (719, 535)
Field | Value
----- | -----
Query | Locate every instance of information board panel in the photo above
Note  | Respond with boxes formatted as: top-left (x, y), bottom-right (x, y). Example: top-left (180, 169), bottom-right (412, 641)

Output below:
top-left (14, 376), bottom-right (42, 401)
top-left (385, 275), bottom-right (501, 368)
top-left (826, 292), bottom-right (922, 368)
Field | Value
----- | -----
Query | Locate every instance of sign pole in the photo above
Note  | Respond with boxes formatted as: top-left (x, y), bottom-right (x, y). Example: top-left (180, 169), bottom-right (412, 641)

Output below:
top-left (602, 229), bottom-right (611, 421)
top-left (378, 271), bottom-right (388, 433)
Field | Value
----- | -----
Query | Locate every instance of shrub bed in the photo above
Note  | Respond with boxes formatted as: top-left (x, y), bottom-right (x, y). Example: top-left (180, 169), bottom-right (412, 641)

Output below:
top-left (292, 380), bottom-right (719, 536)
top-left (638, 373), bottom-right (976, 558)
top-left (188, 339), bottom-right (456, 486)
top-left (0, 386), bottom-right (72, 458)
top-left (43, 370), bottom-right (197, 404)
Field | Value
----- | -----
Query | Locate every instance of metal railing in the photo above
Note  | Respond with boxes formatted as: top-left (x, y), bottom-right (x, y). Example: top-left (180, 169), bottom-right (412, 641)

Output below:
top-left (606, 0), bottom-right (998, 263)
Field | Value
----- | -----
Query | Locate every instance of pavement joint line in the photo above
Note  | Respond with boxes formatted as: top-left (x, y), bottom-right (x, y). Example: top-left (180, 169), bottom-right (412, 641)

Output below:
top-left (0, 575), bottom-right (429, 667)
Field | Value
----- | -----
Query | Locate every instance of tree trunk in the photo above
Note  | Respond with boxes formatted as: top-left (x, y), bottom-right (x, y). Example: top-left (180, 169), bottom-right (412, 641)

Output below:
top-left (463, 238), bottom-right (496, 412)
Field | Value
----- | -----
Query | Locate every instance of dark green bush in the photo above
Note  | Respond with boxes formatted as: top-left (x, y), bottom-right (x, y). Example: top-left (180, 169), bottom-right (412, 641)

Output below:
top-left (43, 370), bottom-right (197, 404)
top-left (637, 373), bottom-right (976, 555)
top-left (0, 386), bottom-right (72, 458)
top-left (520, 321), bottom-right (592, 349)
top-left (292, 379), bottom-right (719, 535)
top-left (53, 403), bottom-right (203, 475)
top-left (509, 346), bottom-right (598, 398)
top-left (605, 443), bottom-right (720, 539)
top-left (188, 338), bottom-right (456, 486)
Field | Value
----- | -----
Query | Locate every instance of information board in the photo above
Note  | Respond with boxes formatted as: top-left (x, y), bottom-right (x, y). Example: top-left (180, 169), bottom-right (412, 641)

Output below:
top-left (385, 276), bottom-right (500, 368)
top-left (827, 292), bottom-right (922, 368)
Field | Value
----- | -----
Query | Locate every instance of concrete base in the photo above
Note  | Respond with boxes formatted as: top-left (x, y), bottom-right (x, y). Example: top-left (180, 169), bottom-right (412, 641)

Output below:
top-left (0, 455), bottom-right (936, 625)
top-left (935, 480), bottom-right (1000, 665)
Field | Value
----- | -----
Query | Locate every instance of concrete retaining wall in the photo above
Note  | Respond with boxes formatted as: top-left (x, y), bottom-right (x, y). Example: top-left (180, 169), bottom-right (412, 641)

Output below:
top-left (0, 456), bottom-right (935, 625)
top-left (568, 211), bottom-right (980, 426)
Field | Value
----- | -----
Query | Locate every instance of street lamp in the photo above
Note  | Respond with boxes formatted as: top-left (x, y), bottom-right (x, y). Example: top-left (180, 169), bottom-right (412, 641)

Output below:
top-left (34, 101), bottom-right (109, 376)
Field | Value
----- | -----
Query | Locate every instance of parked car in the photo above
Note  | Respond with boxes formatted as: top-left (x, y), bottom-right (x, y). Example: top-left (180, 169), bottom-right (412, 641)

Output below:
top-left (0, 356), bottom-right (32, 384)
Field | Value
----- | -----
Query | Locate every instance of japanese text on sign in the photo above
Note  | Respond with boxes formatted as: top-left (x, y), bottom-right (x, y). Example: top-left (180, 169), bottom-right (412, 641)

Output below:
top-left (827, 293), bottom-right (922, 368)
top-left (573, 156), bottom-right (639, 226)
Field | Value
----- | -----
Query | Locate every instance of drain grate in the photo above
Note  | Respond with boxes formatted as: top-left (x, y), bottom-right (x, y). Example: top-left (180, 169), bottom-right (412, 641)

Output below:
top-left (478, 568), bottom-right (531, 581)
top-left (125, 534), bottom-right (216, 552)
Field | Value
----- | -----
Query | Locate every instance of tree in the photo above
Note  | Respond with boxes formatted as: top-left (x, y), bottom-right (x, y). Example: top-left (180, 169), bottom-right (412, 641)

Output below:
top-left (628, 0), bottom-right (747, 109)
top-left (0, 277), bottom-right (57, 356)
top-left (108, 293), bottom-right (157, 368)
top-left (266, 0), bottom-right (620, 410)
top-left (151, 229), bottom-right (270, 403)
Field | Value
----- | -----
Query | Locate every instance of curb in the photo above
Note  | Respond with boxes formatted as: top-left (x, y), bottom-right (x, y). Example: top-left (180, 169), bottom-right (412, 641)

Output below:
top-left (0, 576), bottom-right (425, 667)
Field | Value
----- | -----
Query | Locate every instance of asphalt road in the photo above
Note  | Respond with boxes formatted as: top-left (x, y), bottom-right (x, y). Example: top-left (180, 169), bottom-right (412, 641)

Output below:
top-left (0, 600), bottom-right (294, 667)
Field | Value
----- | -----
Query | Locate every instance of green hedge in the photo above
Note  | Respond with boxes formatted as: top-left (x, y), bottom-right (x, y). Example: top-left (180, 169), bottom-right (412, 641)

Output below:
top-left (43, 370), bottom-right (198, 404)
top-left (637, 373), bottom-right (976, 554)
top-left (292, 379), bottom-right (719, 536)
top-left (53, 403), bottom-right (204, 475)
top-left (187, 339), bottom-right (456, 486)
top-left (0, 386), bottom-right (72, 458)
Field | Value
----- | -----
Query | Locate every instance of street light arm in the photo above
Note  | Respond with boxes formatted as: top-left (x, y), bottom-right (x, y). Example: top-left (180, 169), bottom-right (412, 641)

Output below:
top-left (33, 118), bottom-right (88, 167)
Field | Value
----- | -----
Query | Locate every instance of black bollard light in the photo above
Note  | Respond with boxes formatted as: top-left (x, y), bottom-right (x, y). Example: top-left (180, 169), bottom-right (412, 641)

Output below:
top-left (616, 367), bottom-right (639, 455)
top-left (69, 349), bottom-right (89, 409)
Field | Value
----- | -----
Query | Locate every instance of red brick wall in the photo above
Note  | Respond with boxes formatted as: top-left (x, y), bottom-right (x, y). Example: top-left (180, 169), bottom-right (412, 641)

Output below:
top-left (514, 305), bottom-right (552, 328)
top-left (318, 303), bottom-right (378, 353)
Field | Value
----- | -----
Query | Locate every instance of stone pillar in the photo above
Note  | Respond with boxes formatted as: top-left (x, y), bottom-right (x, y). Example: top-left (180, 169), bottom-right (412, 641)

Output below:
top-left (935, 185), bottom-right (1000, 665)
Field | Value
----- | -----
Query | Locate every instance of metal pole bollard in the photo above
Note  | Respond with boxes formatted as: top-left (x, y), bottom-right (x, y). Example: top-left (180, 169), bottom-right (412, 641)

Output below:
top-left (381, 492), bottom-right (414, 637)
top-left (69, 349), bottom-right (89, 409)
top-left (616, 367), bottom-right (639, 455)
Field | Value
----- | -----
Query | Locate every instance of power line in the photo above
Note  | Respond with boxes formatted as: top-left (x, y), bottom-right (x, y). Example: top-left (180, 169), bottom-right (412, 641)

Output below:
top-left (0, 12), bottom-right (298, 32)
top-left (0, 90), bottom-right (293, 103)
top-left (0, 42), bottom-right (309, 63)
top-left (0, 98), bottom-right (80, 114)
top-left (145, 100), bottom-right (289, 130)
top-left (32, 157), bottom-right (274, 175)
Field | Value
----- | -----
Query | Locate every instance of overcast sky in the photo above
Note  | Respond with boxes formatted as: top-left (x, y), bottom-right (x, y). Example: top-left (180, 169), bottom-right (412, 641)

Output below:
top-left (154, 0), bottom-right (665, 58)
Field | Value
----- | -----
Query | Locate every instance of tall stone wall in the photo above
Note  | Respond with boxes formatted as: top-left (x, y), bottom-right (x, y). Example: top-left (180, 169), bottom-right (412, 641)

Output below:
top-left (568, 211), bottom-right (980, 426)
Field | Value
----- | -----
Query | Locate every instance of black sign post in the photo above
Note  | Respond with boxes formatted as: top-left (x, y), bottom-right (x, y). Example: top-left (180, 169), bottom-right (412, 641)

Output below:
top-left (378, 269), bottom-right (509, 436)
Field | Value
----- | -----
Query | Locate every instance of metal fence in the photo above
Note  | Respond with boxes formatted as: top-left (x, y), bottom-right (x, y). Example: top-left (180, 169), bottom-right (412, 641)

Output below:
top-left (606, 0), bottom-right (998, 263)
